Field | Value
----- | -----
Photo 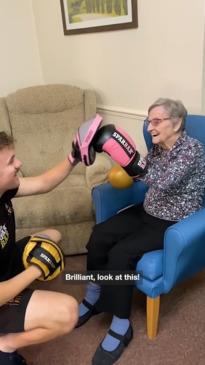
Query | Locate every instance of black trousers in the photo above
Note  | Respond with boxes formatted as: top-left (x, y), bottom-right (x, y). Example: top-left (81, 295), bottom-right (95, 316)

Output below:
top-left (86, 204), bottom-right (176, 318)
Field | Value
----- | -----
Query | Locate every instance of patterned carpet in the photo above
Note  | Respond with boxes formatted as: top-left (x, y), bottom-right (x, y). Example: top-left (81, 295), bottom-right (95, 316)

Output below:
top-left (22, 255), bottom-right (205, 365)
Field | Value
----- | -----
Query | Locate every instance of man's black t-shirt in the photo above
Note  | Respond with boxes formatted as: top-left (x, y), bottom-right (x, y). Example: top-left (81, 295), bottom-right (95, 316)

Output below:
top-left (0, 189), bottom-right (18, 280)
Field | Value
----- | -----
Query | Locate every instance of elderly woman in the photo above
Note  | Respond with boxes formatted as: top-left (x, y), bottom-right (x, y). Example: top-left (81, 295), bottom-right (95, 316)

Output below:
top-left (77, 98), bottom-right (205, 365)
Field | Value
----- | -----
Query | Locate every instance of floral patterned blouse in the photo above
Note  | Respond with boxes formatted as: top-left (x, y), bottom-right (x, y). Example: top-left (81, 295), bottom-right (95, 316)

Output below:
top-left (142, 131), bottom-right (205, 221)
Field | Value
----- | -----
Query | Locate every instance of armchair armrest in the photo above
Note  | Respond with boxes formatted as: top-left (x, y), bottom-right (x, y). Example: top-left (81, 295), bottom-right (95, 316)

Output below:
top-left (92, 180), bottom-right (148, 223)
top-left (163, 208), bottom-right (205, 293)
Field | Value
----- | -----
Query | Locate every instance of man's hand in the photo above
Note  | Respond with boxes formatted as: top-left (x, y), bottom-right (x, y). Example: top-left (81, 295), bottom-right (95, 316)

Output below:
top-left (68, 138), bottom-right (81, 166)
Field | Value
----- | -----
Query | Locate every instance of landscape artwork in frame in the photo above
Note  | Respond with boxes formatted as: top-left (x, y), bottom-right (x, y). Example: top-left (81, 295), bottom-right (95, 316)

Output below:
top-left (60, 0), bottom-right (138, 35)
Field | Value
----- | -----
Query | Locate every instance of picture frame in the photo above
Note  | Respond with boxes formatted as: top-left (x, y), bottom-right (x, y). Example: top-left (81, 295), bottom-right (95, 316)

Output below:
top-left (60, 0), bottom-right (138, 35)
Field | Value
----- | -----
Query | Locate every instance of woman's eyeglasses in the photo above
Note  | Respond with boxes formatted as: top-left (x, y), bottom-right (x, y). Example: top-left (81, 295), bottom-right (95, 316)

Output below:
top-left (146, 117), bottom-right (170, 127)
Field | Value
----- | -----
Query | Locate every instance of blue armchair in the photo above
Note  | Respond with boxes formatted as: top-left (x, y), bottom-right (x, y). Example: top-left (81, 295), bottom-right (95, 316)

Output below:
top-left (92, 115), bottom-right (205, 340)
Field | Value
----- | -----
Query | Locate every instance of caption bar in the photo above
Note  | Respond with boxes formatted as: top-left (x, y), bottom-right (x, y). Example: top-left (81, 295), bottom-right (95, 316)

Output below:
top-left (63, 271), bottom-right (141, 285)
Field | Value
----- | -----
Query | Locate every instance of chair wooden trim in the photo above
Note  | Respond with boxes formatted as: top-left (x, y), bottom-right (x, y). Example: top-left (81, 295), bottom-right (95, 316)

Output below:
top-left (147, 296), bottom-right (160, 339)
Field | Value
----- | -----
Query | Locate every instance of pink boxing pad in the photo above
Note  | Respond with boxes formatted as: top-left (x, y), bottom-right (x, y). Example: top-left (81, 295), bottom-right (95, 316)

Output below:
top-left (76, 114), bottom-right (103, 165)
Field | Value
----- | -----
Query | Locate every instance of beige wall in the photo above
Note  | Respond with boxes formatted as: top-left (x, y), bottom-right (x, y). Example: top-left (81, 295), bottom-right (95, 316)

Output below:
top-left (31, 0), bottom-right (205, 151)
top-left (32, 0), bottom-right (205, 115)
top-left (1, 0), bottom-right (205, 151)
top-left (0, 0), bottom-right (204, 113)
top-left (0, 0), bottom-right (43, 96)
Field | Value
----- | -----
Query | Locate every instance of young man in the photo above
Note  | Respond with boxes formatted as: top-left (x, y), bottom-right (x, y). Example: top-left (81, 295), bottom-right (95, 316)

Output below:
top-left (0, 113), bottom-right (147, 365)
top-left (0, 131), bottom-right (79, 365)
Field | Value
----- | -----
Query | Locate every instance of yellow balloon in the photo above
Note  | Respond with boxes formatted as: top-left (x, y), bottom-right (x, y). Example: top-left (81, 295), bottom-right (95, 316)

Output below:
top-left (107, 165), bottom-right (133, 189)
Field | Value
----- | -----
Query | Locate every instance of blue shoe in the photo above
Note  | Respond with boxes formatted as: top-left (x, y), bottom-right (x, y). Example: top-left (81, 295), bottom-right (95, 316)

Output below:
top-left (92, 324), bottom-right (133, 364)
top-left (76, 299), bottom-right (101, 328)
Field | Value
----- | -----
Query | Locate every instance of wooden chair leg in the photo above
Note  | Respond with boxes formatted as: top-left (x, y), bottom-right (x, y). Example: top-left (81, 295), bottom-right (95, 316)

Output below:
top-left (146, 296), bottom-right (160, 340)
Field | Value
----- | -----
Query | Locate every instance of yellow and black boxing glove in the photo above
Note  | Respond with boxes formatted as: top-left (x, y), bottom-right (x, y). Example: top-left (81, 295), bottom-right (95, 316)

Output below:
top-left (23, 235), bottom-right (65, 281)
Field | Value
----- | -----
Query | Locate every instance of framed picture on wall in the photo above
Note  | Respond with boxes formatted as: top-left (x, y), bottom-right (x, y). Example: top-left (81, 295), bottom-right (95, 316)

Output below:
top-left (60, 0), bottom-right (138, 35)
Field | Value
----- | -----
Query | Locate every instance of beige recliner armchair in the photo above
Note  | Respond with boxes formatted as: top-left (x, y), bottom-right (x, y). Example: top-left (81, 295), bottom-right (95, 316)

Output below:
top-left (0, 84), bottom-right (111, 254)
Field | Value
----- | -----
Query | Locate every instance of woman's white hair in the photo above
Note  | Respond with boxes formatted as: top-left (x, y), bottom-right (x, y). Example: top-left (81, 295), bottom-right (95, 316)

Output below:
top-left (148, 98), bottom-right (187, 130)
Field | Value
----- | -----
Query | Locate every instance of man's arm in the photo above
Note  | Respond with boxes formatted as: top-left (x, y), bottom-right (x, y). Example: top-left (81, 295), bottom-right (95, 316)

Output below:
top-left (15, 115), bottom-right (105, 197)
top-left (0, 266), bottom-right (41, 306)
top-left (16, 158), bottom-right (73, 197)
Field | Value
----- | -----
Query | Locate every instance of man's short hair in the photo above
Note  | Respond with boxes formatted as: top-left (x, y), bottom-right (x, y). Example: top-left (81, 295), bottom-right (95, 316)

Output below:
top-left (0, 132), bottom-right (14, 150)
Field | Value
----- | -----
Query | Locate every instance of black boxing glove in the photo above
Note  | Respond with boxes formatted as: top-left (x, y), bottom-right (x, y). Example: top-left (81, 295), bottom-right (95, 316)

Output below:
top-left (92, 124), bottom-right (147, 176)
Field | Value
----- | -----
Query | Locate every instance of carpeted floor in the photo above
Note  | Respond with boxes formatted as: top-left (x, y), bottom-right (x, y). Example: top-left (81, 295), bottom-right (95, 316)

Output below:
top-left (22, 255), bottom-right (205, 365)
